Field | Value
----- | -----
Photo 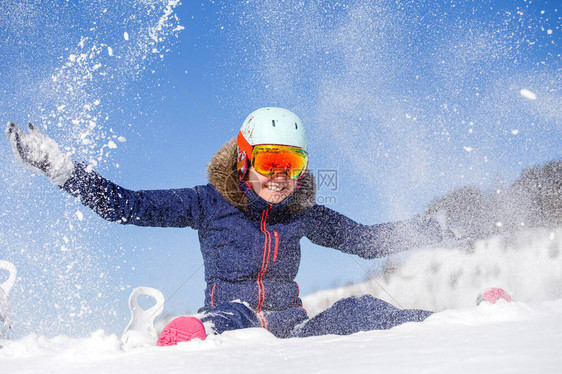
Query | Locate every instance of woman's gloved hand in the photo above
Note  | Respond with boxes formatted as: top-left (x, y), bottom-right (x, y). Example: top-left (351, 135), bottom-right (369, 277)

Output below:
top-left (5, 122), bottom-right (75, 186)
top-left (430, 209), bottom-right (469, 240)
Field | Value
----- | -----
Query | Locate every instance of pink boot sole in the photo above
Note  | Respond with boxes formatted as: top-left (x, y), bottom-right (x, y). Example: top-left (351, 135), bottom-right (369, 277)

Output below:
top-left (476, 288), bottom-right (513, 305)
top-left (156, 316), bottom-right (206, 346)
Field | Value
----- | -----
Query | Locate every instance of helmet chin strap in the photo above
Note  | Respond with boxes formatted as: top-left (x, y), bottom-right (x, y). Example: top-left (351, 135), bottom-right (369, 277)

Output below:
top-left (243, 181), bottom-right (253, 191)
top-left (295, 171), bottom-right (306, 190)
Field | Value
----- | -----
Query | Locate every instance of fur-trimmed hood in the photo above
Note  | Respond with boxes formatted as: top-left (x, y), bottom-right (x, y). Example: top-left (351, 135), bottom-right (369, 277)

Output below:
top-left (207, 138), bottom-right (316, 214)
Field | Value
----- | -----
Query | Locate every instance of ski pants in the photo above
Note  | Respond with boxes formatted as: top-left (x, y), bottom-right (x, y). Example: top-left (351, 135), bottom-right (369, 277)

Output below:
top-left (199, 295), bottom-right (433, 339)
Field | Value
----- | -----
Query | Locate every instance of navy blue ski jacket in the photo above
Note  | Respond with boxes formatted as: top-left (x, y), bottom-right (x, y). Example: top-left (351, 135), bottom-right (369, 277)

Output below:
top-left (61, 139), bottom-right (444, 336)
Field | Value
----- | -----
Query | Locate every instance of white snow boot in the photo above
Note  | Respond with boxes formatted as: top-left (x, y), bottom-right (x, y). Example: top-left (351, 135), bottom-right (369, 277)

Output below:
top-left (121, 286), bottom-right (165, 348)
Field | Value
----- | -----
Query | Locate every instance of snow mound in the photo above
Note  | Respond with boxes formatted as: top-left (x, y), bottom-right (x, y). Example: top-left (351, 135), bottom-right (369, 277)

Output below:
top-left (303, 226), bottom-right (562, 316)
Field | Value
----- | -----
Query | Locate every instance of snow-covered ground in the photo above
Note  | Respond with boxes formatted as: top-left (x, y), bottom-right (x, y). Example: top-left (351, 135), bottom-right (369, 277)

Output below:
top-left (1, 300), bottom-right (560, 373)
top-left (1, 227), bottom-right (561, 373)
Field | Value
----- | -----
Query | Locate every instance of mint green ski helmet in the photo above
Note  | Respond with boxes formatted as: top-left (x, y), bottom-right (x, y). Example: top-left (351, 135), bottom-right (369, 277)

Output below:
top-left (237, 107), bottom-right (308, 177)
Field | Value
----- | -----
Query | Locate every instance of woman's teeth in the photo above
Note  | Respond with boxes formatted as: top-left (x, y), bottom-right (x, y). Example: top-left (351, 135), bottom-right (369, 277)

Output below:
top-left (267, 184), bottom-right (284, 192)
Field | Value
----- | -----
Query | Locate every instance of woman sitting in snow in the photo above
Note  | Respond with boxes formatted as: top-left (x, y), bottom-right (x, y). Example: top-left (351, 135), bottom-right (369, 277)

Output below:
top-left (6, 107), bottom-right (458, 345)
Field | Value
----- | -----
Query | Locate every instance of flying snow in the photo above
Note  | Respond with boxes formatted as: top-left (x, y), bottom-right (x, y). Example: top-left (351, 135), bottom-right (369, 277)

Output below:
top-left (0, 0), bottom-right (185, 338)
top-left (520, 88), bottom-right (537, 100)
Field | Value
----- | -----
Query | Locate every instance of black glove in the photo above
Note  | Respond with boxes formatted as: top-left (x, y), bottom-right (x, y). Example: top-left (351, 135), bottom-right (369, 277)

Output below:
top-left (5, 122), bottom-right (75, 186)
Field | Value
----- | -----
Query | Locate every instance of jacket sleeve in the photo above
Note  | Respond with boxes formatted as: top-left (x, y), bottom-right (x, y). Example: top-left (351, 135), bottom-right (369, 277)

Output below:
top-left (60, 162), bottom-right (204, 229)
top-left (303, 204), bottom-right (444, 259)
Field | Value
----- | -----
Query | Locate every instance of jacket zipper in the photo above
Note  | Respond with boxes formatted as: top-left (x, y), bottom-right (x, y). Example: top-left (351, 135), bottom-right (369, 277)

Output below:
top-left (256, 205), bottom-right (273, 329)
top-left (273, 230), bottom-right (279, 262)
top-left (210, 283), bottom-right (216, 309)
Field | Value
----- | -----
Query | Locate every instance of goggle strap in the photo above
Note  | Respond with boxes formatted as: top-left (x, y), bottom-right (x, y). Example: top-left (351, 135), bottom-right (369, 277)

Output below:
top-left (237, 131), bottom-right (254, 173)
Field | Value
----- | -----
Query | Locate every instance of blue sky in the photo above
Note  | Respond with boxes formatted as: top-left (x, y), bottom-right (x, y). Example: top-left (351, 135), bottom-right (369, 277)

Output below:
top-left (0, 1), bottom-right (560, 337)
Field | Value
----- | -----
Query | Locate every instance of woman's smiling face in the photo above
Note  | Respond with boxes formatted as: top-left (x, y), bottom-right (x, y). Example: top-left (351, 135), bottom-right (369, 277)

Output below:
top-left (247, 167), bottom-right (297, 204)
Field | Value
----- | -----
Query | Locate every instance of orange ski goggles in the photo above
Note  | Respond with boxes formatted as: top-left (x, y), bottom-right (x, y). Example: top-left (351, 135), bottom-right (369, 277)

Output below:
top-left (251, 144), bottom-right (309, 179)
